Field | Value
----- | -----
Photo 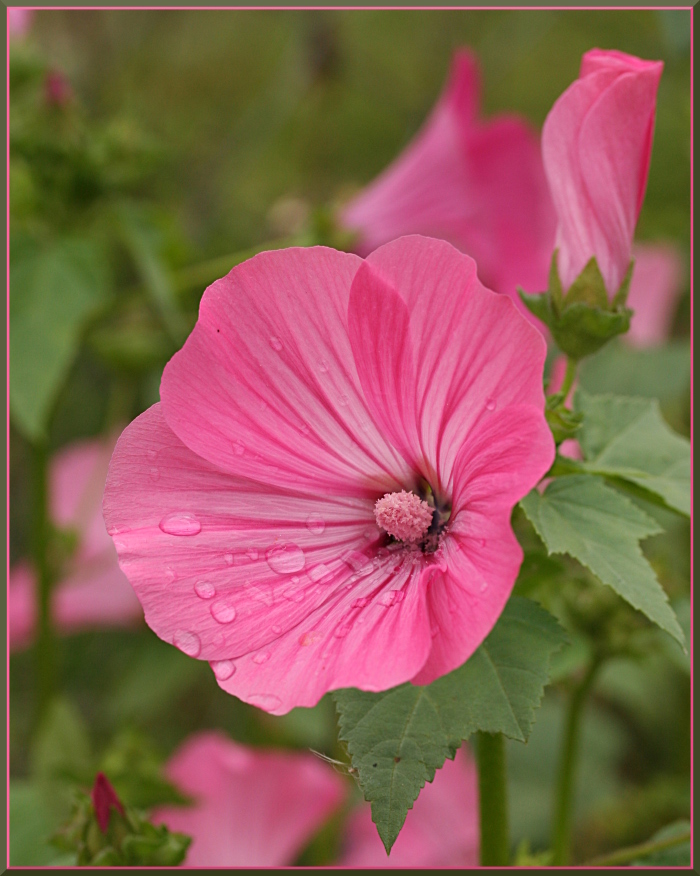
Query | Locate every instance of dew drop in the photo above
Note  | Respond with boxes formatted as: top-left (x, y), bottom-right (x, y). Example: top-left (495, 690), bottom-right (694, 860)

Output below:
top-left (343, 550), bottom-right (370, 573)
top-left (352, 596), bottom-right (369, 609)
top-left (173, 630), bottom-right (201, 657)
top-left (306, 514), bottom-right (326, 535)
top-left (393, 589), bottom-right (405, 604)
top-left (147, 449), bottom-right (157, 460)
top-left (165, 567), bottom-right (177, 583)
top-left (378, 589), bottom-right (404, 607)
top-left (269, 336), bottom-right (283, 351)
top-left (317, 359), bottom-right (329, 373)
top-left (246, 584), bottom-right (274, 607)
top-left (266, 544), bottom-right (305, 574)
top-left (252, 651), bottom-right (271, 664)
top-left (485, 397), bottom-right (496, 412)
top-left (271, 624), bottom-right (282, 635)
top-left (224, 553), bottom-right (235, 566)
top-left (211, 659), bottom-right (236, 681)
top-left (334, 620), bottom-right (353, 638)
top-left (309, 563), bottom-right (333, 584)
top-left (211, 601), bottom-right (237, 624)
top-left (233, 440), bottom-right (245, 456)
top-left (247, 548), bottom-right (259, 562)
top-left (363, 529), bottom-right (377, 540)
top-left (194, 581), bottom-right (216, 600)
top-left (283, 586), bottom-right (305, 603)
top-left (479, 581), bottom-right (488, 593)
top-left (479, 538), bottom-right (487, 548)
top-left (159, 513), bottom-right (201, 536)
top-left (149, 467), bottom-right (160, 481)
top-left (338, 394), bottom-right (349, 406)
top-left (248, 693), bottom-right (282, 711)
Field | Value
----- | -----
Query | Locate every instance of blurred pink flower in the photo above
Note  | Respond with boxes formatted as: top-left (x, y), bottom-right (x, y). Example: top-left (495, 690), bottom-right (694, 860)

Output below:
top-left (8, 8), bottom-right (33, 39)
top-left (10, 437), bottom-right (143, 651)
top-left (153, 732), bottom-right (346, 867)
top-left (627, 243), bottom-right (685, 346)
top-left (340, 745), bottom-right (479, 867)
top-left (104, 237), bottom-right (553, 714)
top-left (341, 50), bottom-right (556, 312)
top-left (542, 49), bottom-right (663, 296)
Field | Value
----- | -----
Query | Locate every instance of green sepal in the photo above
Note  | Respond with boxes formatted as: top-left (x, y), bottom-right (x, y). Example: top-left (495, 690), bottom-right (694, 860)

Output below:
top-left (561, 256), bottom-right (609, 309)
top-left (518, 288), bottom-right (555, 327)
top-left (550, 301), bottom-right (633, 360)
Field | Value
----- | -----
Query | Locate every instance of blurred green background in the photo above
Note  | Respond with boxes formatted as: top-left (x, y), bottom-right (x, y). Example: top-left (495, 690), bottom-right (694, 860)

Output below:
top-left (10, 8), bottom-right (690, 867)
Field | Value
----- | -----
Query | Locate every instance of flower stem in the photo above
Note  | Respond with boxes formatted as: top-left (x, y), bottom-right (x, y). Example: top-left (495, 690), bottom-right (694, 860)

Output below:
top-left (31, 440), bottom-right (56, 721)
top-left (558, 357), bottom-right (578, 401)
top-left (551, 658), bottom-right (601, 865)
top-left (582, 829), bottom-right (691, 867)
top-left (476, 732), bottom-right (510, 865)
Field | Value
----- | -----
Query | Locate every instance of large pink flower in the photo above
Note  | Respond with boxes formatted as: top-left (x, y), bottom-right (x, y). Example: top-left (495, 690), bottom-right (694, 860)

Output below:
top-left (341, 50), bottom-right (556, 310)
top-left (626, 243), bottom-right (685, 347)
top-left (340, 745), bottom-right (478, 867)
top-left (153, 732), bottom-right (346, 867)
top-left (10, 437), bottom-right (143, 651)
top-left (103, 236), bottom-right (554, 714)
top-left (542, 49), bottom-right (663, 296)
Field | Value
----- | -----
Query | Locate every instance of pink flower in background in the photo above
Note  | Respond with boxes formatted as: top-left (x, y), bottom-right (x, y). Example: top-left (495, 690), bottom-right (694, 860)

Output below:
top-left (154, 732), bottom-right (346, 867)
top-left (542, 49), bottom-right (663, 296)
top-left (104, 236), bottom-right (553, 714)
top-left (341, 50), bottom-right (556, 311)
top-left (10, 437), bottom-right (143, 651)
top-left (626, 243), bottom-right (685, 346)
top-left (340, 745), bottom-right (478, 867)
top-left (8, 8), bottom-right (33, 39)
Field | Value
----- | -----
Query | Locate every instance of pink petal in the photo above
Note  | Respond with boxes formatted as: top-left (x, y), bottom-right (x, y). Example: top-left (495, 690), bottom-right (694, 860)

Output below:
top-left (626, 243), bottom-right (684, 346)
top-left (103, 404), bottom-right (432, 714)
top-left (160, 246), bottom-right (411, 499)
top-left (341, 49), bottom-right (555, 313)
top-left (413, 405), bottom-right (553, 684)
top-left (154, 732), bottom-right (346, 867)
top-left (9, 563), bottom-right (34, 652)
top-left (340, 745), bottom-right (478, 867)
top-left (350, 236), bottom-right (549, 496)
top-left (543, 52), bottom-right (663, 294)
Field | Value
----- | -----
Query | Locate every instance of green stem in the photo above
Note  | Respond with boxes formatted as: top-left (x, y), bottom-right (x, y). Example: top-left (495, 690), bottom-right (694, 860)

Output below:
top-left (31, 440), bottom-right (55, 721)
top-left (558, 357), bottom-right (578, 400)
top-left (476, 732), bottom-right (510, 865)
top-left (583, 829), bottom-right (690, 867)
top-left (551, 658), bottom-right (601, 865)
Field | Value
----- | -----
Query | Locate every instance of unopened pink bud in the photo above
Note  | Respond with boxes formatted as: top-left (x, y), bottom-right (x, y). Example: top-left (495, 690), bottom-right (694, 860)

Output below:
top-left (91, 772), bottom-right (125, 833)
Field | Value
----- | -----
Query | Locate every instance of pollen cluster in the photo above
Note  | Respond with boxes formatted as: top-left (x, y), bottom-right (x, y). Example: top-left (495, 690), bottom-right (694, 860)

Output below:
top-left (374, 490), bottom-right (434, 544)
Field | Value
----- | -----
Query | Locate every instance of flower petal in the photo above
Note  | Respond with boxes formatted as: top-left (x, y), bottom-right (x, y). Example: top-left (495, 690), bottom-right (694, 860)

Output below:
top-left (160, 246), bottom-right (410, 499)
top-left (351, 236), bottom-right (548, 496)
top-left (155, 732), bottom-right (346, 867)
top-left (103, 404), bottom-right (432, 712)
top-left (413, 406), bottom-right (553, 684)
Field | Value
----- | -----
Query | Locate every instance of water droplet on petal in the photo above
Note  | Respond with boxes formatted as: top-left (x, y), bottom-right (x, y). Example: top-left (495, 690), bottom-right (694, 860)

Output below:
top-left (253, 651), bottom-right (271, 664)
top-left (224, 553), bottom-right (235, 566)
top-left (149, 467), bottom-right (160, 481)
top-left (479, 538), bottom-right (487, 548)
top-left (165, 567), bottom-right (177, 583)
top-left (147, 449), bottom-right (157, 460)
top-left (283, 586), bottom-right (305, 603)
top-left (173, 630), bottom-right (201, 657)
top-left (378, 589), bottom-right (404, 607)
top-left (338, 394), bottom-right (349, 406)
top-left (271, 624), bottom-right (282, 634)
top-left (334, 620), bottom-right (353, 638)
top-left (343, 550), bottom-right (370, 573)
top-left (246, 584), bottom-right (274, 606)
top-left (211, 601), bottom-right (237, 624)
top-left (248, 693), bottom-right (282, 711)
top-left (309, 563), bottom-right (333, 584)
top-left (195, 581), bottom-right (216, 600)
top-left (479, 581), bottom-right (488, 593)
top-left (317, 359), bottom-right (329, 373)
top-left (393, 590), bottom-right (405, 604)
top-left (363, 529), bottom-right (377, 540)
top-left (352, 596), bottom-right (369, 609)
top-left (159, 513), bottom-right (201, 536)
top-left (266, 544), bottom-right (305, 574)
top-left (431, 624), bottom-right (440, 638)
top-left (247, 548), bottom-right (259, 562)
top-left (306, 514), bottom-right (326, 535)
top-left (485, 397), bottom-right (496, 412)
top-left (269, 336), bottom-right (283, 351)
top-left (233, 440), bottom-right (245, 456)
top-left (211, 659), bottom-right (236, 681)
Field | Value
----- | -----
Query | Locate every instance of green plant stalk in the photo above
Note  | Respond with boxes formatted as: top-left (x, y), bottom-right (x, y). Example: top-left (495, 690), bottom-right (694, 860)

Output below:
top-left (551, 658), bottom-right (601, 865)
top-left (476, 732), bottom-right (510, 865)
top-left (558, 356), bottom-right (578, 399)
top-left (582, 829), bottom-right (691, 867)
top-left (32, 440), bottom-right (55, 720)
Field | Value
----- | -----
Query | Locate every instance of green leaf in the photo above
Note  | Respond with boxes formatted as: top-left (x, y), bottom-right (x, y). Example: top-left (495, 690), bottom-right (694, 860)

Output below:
top-left (578, 339), bottom-right (690, 401)
top-left (631, 820), bottom-right (691, 866)
top-left (10, 236), bottom-right (111, 439)
top-left (575, 391), bottom-right (690, 516)
top-left (520, 476), bottom-right (684, 646)
top-left (31, 697), bottom-right (93, 786)
top-left (10, 781), bottom-right (66, 866)
top-left (333, 597), bottom-right (567, 852)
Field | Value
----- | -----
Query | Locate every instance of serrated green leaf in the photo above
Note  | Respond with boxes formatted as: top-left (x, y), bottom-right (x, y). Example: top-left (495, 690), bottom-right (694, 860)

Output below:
top-left (10, 236), bottom-right (111, 439)
top-left (520, 476), bottom-right (684, 646)
top-left (575, 391), bottom-right (690, 516)
top-left (334, 597), bottom-right (567, 853)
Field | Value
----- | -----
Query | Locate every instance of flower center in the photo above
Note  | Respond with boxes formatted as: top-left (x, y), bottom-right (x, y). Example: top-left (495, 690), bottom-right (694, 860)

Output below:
top-left (374, 490), bottom-right (434, 544)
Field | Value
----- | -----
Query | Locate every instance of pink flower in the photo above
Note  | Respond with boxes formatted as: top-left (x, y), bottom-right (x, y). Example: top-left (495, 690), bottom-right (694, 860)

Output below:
top-left (10, 437), bottom-right (143, 651)
top-left (8, 8), bottom-right (33, 40)
top-left (341, 50), bottom-right (556, 310)
top-left (542, 49), bottom-right (663, 296)
top-left (91, 773), bottom-right (126, 833)
top-left (153, 732), bottom-right (346, 867)
top-left (626, 243), bottom-right (685, 346)
top-left (340, 745), bottom-right (478, 867)
top-left (103, 236), bottom-right (554, 714)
